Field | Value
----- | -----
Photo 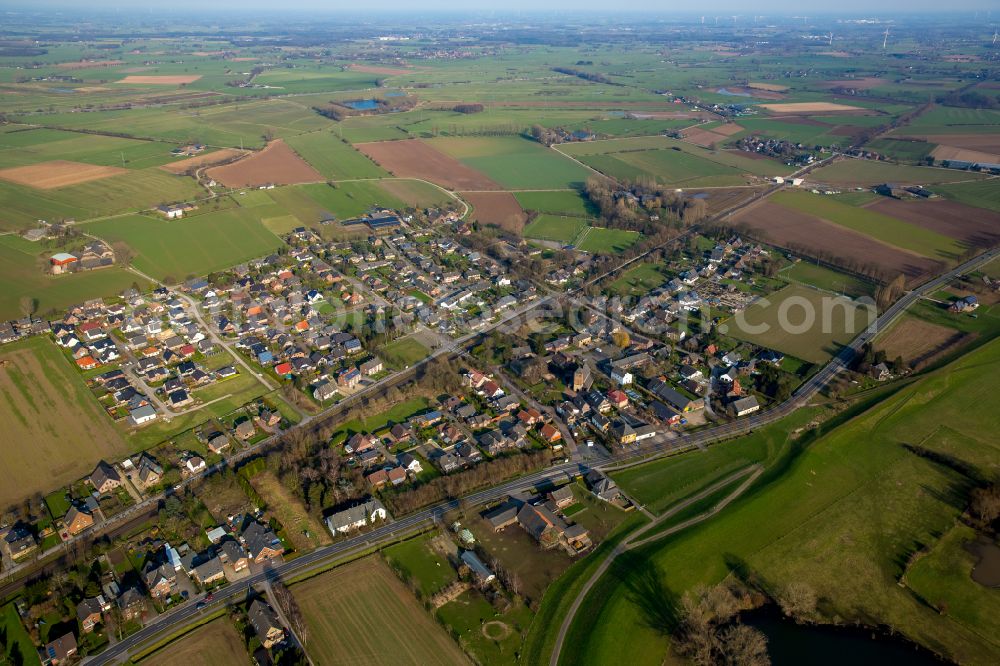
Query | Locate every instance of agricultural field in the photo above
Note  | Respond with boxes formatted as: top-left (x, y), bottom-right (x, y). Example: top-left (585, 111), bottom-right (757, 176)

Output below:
top-left (863, 198), bottom-right (1000, 251)
top-left (770, 190), bottom-right (966, 261)
top-left (205, 139), bottom-right (321, 187)
top-left (0, 127), bottom-right (180, 170)
top-left (720, 283), bottom-right (875, 363)
top-left (429, 136), bottom-right (594, 190)
top-left (780, 261), bottom-right (876, 299)
top-left (283, 131), bottom-right (388, 180)
top-left (894, 105), bottom-right (1000, 135)
top-left (84, 208), bottom-right (285, 282)
top-left (561, 340), bottom-right (1000, 666)
top-left (574, 227), bottom-right (641, 254)
top-left (0, 336), bottom-right (128, 510)
top-left (875, 315), bottom-right (971, 371)
top-left (293, 557), bottom-right (469, 665)
top-left (356, 139), bottom-right (501, 191)
top-left (139, 617), bottom-right (249, 666)
top-left (809, 158), bottom-right (989, 186)
top-left (462, 191), bottom-right (527, 233)
top-left (0, 234), bottom-right (149, 320)
top-left (935, 179), bottom-right (1000, 213)
top-left (139, 618), bottom-right (247, 666)
top-left (514, 190), bottom-right (596, 217)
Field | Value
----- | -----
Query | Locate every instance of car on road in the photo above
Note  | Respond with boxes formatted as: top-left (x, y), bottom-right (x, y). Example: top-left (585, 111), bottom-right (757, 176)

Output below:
top-left (195, 601), bottom-right (206, 609)
top-left (204, 593), bottom-right (214, 602)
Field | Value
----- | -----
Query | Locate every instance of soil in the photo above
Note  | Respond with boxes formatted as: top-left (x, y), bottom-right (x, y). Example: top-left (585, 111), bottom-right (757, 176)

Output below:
top-left (876, 317), bottom-right (973, 370)
top-left (160, 148), bottom-right (247, 174)
top-left (356, 139), bottom-right (501, 191)
top-left (205, 139), bottom-right (321, 187)
top-left (864, 199), bottom-right (1000, 249)
top-left (461, 191), bottom-right (527, 233)
top-left (0, 160), bottom-right (127, 189)
top-left (760, 102), bottom-right (869, 114)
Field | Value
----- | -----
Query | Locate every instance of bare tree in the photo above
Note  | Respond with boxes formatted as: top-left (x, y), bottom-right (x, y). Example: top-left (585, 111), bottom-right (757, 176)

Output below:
top-left (776, 582), bottom-right (817, 619)
top-left (719, 624), bottom-right (770, 666)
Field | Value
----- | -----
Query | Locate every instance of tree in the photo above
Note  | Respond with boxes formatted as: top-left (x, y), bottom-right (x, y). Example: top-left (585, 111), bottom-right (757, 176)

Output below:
top-left (612, 330), bottom-right (631, 349)
top-left (970, 484), bottom-right (1000, 525)
top-left (776, 581), bottom-right (817, 619)
top-left (718, 624), bottom-right (770, 666)
top-left (18, 296), bottom-right (37, 318)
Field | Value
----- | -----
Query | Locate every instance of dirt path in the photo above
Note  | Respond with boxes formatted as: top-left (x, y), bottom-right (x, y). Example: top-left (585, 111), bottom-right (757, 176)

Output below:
top-left (548, 464), bottom-right (764, 666)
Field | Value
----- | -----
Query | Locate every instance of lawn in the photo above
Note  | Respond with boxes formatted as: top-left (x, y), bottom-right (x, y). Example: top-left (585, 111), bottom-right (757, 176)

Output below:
top-left (429, 136), bottom-right (593, 189)
top-left (0, 336), bottom-right (129, 513)
top-left (84, 208), bottom-right (285, 282)
top-left (139, 618), bottom-right (246, 666)
top-left (0, 234), bottom-right (151, 320)
top-left (334, 396), bottom-right (431, 438)
top-left (607, 262), bottom-right (671, 297)
top-left (379, 335), bottom-right (430, 368)
top-left (560, 339), bottom-right (1000, 666)
top-left (1, 602), bottom-right (41, 666)
top-left (250, 471), bottom-right (332, 553)
top-left (574, 226), bottom-right (641, 254)
top-left (523, 214), bottom-right (589, 244)
top-left (770, 190), bottom-right (965, 261)
top-left (721, 283), bottom-right (875, 363)
top-left (284, 131), bottom-right (388, 180)
top-left (514, 190), bottom-right (597, 217)
top-left (293, 557), bottom-right (469, 665)
top-left (383, 532), bottom-right (456, 598)
top-left (437, 589), bottom-right (533, 666)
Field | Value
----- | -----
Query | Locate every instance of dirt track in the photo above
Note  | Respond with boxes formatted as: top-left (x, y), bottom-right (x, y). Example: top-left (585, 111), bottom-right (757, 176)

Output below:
top-left (205, 139), bottom-right (321, 187)
top-left (0, 160), bottom-right (126, 189)
top-left (356, 139), bottom-right (501, 191)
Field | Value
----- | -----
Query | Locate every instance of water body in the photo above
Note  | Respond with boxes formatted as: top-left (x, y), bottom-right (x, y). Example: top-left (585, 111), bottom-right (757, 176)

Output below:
top-left (716, 87), bottom-right (752, 97)
top-left (741, 608), bottom-right (947, 666)
top-left (965, 536), bottom-right (1000, 587)
top-left (343, 99), bottom-right (379, 110)
top-left (383, 91), bottom-right (406, 97)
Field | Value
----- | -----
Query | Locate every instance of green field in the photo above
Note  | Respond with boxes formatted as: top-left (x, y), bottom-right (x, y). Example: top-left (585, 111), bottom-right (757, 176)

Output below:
top-left (771, 190), bottom-right (966, 260)
top-left (721, 283), bottom-right (875, 363)
top-left (897, 105), bottom-right (1000, 135)
top-left (863, 138), bottom-right (936, 162)
top-left (809, 158), bottom-right (988, 186)
top-left (383, 533), bottom-right (456, 598)
top-left (514, 190), bottom-right (596, 217)
top-left (0, 169), bottom-right (204, 231)
top-left (284, 131), bottom-right (388, 179)
top-left (379, 335), bottom-right (431, 368)
top-left (429, 136), bottom-right (594, 189)
top-left (561, 339), bottom-right (1000, 666)
top-left (0, 127), bottom-right (179, 169)
top-left (293, 557), bottom-right (469, 665)
top-left (523, 214), bottom-right (589, 243)
top-left (574, 226), bottom-right (641, 254)
top-left (935, 179), bottom-right (1000, 213)
top-left (781, 260), bottom-right (876, 298)
top-left (85, 208), bottom-right (284, 282)
top-left (607, 262), bottom-right (671, 296)
top-left (0, 235), bottom-right (150, 319)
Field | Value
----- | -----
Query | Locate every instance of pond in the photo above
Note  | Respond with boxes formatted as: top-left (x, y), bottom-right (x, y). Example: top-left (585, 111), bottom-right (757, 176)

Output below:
top-left (965, 536), bottom-right (1000, 587)
top-left (716, 87), bottom-right (752, 97)
top-left (343, 99), bottom-right (379, 110)
top-left (740, 607), bottom-right (947, 665)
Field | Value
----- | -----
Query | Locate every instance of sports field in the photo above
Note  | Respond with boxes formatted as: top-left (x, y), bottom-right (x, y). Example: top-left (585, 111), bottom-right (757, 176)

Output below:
top-left (140, 618), bottom-right (246, 666)
top-left (293, 557), bottom-right (470, 665)
top-left (561, 339), bottom-right (1000, 666)
top-left (85, 209), bottom-right (284, 282)
top-left (0, 336), bottom-right (128, 510)
top-left (721, 284), bottom-right (875, 363)
top-left (574, 227), bottom-right (641, 254)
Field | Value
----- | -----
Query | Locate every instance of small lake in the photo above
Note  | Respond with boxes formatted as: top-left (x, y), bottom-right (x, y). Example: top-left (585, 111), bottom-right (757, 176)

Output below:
top-left (383, 91), bottom-right (406, 97)
top-left (741, 607), bottom-right (946, 665)
top-left (716, 87), bottom-right (752, 97)
top-left (966, 536), bottom-right (1000, 587)
top-left (343, 99), bottom-right (379, 110)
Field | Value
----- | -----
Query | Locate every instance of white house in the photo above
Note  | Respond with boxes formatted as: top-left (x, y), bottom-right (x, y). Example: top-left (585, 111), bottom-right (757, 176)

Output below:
top-left (128, 405), bottom-right (157, 426)
top-left (610, 368), bottom-right (633, 386)
top-left (325, 499), bottom-right (388, 535)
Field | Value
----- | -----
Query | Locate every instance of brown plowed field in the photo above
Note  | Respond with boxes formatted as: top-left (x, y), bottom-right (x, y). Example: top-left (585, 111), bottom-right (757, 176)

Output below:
top-left (731, 201), bottom-right (942, 285)
top-left (683, 123), bottom-right (744, 148)
top-left (877, 316), bottom-right (974, 371)
top-left (205, 139), bottom-right (321, 187)
top-left (760, 102), bottom-right (867, 114)
top-left (864, 199), bottom-right (1000, 249)
top-left (349, 63), bottom-right (413, 76)
top-left (462, 191), bottom-right (527, 233)
top-left (824, 77), bottom-right (885, 90)
top-left (56, 60), bottom-right (124, 70)
top-left (118, 75), bottom-right (202, 84)
top-left (356, 139), bottom-right (500, 191)
top-left (931, 144), bottom-right (1000, 164)
top-left (0, 160), bottom-right (126, 189)
top-left (919, 134), bottom-right (1000, 153)
top-left (748, 82), bottom-right (789, 92)
top-left (160, 148), bottom-right (246, 174)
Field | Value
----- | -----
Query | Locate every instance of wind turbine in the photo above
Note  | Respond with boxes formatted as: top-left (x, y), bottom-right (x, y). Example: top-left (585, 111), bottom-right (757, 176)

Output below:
top-left (882, 27), bottom-right (890, 50)
top-left (828, 32), bottom-right (834, 46)
top-left (993, 28), bottom-right (998, 46)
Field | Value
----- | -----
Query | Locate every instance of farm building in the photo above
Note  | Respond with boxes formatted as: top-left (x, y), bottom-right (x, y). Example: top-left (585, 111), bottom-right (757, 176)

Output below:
top-left (50, 252), bottom-right (78, 274)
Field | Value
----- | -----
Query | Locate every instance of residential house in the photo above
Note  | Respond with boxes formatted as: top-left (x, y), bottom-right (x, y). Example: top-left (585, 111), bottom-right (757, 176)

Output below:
top-left (192, 556), bottom-right (225, 586)
top-left (325, 499), bottom-right (388, 535)
top-left (585, 470), bottom-right (620, 502)
top-left (729, 395), bottom-right (760, 417)
top-left (143, 562), bottom-right (176, 600)
top-left (40, 633), bottom-right (77, 665)
top-left (64, 506), bottom-right (95, 536)
top-left (4, 523), bottom-right (37, 560)
top-left (76, 596), bottom-right (109, 633)
top-left (248, 599), bottom-right (286, 649)
top-left (241, 521), bottom-right (284, 563)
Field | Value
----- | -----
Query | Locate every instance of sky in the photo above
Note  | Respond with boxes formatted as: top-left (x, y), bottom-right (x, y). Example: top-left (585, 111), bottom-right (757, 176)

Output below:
top-left (11, 0), bottom-right (1000, 14)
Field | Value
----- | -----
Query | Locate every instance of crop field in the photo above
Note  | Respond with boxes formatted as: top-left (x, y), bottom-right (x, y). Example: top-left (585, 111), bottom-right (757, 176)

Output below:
top-left (0, 160), bottom-right (127, 189)
top-left (896, 105), bottom-right (1000, 135)
top-left (780, 260), bottom-right (875, 298)
top-left (760, 101), bottom-right (868, 113)
top-left (462, 191), bottom-right (527, 233)
top-left (721, 284), bottom-right (875, 363)
top-left (514, 190), bottom-right (596, 217)
top-left (140, 618), bottom-right (246, 666)
top-left (771, 190), bottom-right (965, 260)
top-left (0, 336), bottom-right (128, 510)
top-left (863, 198), bottom-right (1000, 250)
top-left (205, 139), bottom-right (321, 187)
top-left (251, 67), bottom-right (379, 93)
top-left (0, 128), bottom-right (180, 170)
top-left (808, 158), bottom-right (988, 186)
top-left (160, 148), bottom-right (246, 174)
top-left (875, 315), bottom-right (969, 371)
top-left (356, 139), bottom-right (501, 190)
top-left (85, 209), bottom-right (284, 282)
top-left (283, 131), bottom-right (388, 179)
top-left (0, 236), bottom-right (149, 320)
top-left (375, 179), bottom-right (454, 209)
top-left (250, 471), bottom-right (331, 552)
top-left (862, 138), bottom-right (936, 162)
top-left (118, 74), bottom-right (202, 85)
top-left (429, 136), bottom-right (594, 189)
top-left (562, 340), bottom-right (1000, 666)
top-left (935, 179), bottom-right (1000, 213)
top-left (574, 227), bottom-right (641, 254)
top-left (293, 557), bottom-right (469, 665)
top-left (523, 214), bottom-right (589, 243)
top-left (731, 201), bottom-right (943, 285)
